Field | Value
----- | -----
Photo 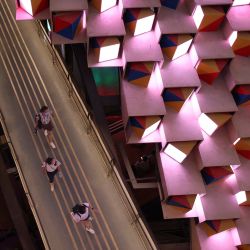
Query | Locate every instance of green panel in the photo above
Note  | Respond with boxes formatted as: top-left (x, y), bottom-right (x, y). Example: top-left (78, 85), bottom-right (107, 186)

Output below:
top-left (91, 67), bottom-right (120, 96)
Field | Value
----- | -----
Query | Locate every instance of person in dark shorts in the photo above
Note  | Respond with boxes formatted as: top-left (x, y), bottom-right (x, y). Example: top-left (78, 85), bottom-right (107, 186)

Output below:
top-left (41, 157), bottom-right (63, 192)
top-left (35, 105), bottom-right (56, 149)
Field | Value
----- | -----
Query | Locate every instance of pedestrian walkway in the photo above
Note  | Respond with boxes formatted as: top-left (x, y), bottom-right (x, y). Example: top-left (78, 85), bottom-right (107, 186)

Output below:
top-left (0, 1), bottom-right (156, 249)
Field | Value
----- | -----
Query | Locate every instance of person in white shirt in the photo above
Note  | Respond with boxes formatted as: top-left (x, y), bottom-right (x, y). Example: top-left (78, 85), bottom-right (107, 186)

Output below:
top-left (41, 157), bottom-right (63, 192)
top-left (35, 105), bottom-right (56, 149)
top-left (71, 203), bottom-right (95, 234)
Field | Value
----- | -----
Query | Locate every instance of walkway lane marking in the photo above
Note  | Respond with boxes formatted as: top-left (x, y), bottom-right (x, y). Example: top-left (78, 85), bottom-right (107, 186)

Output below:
top-left (0, 35), bottom-right (81, 250)
top-left (0, 9), bottom-right (103, 250)
top-left (0, 14), bottom-right (93, 250)
top-left (2, 1), bottom-right (120, 249)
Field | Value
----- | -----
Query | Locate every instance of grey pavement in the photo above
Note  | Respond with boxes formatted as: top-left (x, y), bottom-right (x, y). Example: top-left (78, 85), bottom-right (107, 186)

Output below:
top-left (0, 1), bottom-right (151, 249)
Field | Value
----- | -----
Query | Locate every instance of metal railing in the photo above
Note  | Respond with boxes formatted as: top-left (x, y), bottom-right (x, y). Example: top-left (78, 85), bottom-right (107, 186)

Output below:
top-left (0, 111), bottom-right (50, 250)
top-left (36, 21), bottom-right (158, 250)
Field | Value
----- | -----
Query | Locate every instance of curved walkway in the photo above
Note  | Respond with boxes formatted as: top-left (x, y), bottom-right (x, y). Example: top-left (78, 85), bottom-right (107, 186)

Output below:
top-left (0, 1), bottom-right (152, 249)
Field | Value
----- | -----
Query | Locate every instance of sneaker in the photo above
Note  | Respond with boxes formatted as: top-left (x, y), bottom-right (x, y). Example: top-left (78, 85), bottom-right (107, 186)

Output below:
top-left (86, 228), bottom-right (95, 234)
top-left (58, 172), bottom-right (63, 178)
top-left (44, 130), bottom-right (48, 136)
top-left (50, 142), bottom-right (56, 149)
top-left (50, 184), bottom-right (54, 192)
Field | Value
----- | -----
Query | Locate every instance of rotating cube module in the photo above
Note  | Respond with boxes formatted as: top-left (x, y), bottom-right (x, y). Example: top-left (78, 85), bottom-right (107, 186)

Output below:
top-left (124, 8), bottom-right (155, 36)
top-left (19, 0), bottom-right (49, 16)
top-left (125, 62), bottom-right (154, 88)
top-left (53, 12), bottom-right (83, 40)
top-left (232, 85), bottom-right (250, 107)
top-left (192, 5), bottom-right (225, 32)
top-left (160, 34), bottom-right (193, 60)
top-left (92, 37), bottom-right (120, 62)
top-left (229, 32), bottom-right (250, 57)
top-left (129, 116), bottom-right (161, 139)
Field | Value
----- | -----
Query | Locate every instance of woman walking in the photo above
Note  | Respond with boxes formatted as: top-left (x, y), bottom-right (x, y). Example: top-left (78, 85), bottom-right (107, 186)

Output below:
top-left (41, 157), bottom-right (63, 192)
top-left (35, 105), bottom-right (56, 149)
top-left (71, 202), bottom-right (95, 234)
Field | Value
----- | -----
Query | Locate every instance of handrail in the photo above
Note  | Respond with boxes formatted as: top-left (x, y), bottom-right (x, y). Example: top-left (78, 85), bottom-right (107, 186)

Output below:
top-left (0, 111), bottom-right (50, 250)
top-left (36, 21), bottom-right (158, 249)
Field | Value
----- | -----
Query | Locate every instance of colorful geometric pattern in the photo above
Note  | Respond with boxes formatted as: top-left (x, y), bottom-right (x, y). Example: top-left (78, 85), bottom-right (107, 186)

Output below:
top-left (234, 138), bottom-right (250, 160)
top-left (124, 8), bottom-right (155, 36)
top-left (196, 6), bottom-right (225, 32)
top-left (196, 59), bottom-right (228, 85)
top-left (237, 245), bottom-right (250, 250)
top-left (160, 0), bottom-right (180, 10)
top-left (201, 166), bottom-right (233, 185)
top-left (232, 85), bottom-right (250, 107)
top-left (91, 37), bottom-right (120, 62)
top-left (92, 0), bottom-right (117, 13)
top-left (126, 62), bottom-right (154, 87)
top-left (53, 12), bottom-right (83, 40)
top-left (231, 32), bottom-right (250, 57)
top-left (162, 87), bottom-right (194, 111)
top-left (200, 219), bottom-right (236, 236)
top-left (19, 0), bottom-right (49, 16)
top-left (166, 195), bottom-right (196, 210)
top-left (129, 116), bottom-right (161, 138)
top-left (205, 113), bottom-right (232, 128)
top-left (160, 34), bottom-right (193, 60)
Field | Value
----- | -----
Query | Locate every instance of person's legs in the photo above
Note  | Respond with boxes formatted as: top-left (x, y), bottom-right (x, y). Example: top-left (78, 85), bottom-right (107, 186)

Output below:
top-left (47, 130), bottom-right (56, 148)
top-left (82, 220), bottom-right (95, 234)
top-left (47, 170), bottom-right (57, 192)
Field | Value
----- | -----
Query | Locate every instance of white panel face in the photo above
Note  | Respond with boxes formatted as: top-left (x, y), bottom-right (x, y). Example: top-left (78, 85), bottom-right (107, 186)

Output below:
top-left (19, 0), bottom-right (33, 16)
top-left (172, 39), bottom-right (193, 60)
top-left (232, 0), bottom-right (250, 6)
top-left (101, 0), bottom-right (117, 12)
top-left (142, 120), bottom-right (161, 138)
top-left (134, 14), bottom-right (155, 36)
top-left (235, 191), bottom-right (247, 204)
top-left (198, 113), bottom-right (218, 136)
top-left (99, 43), bottom-right (120, 62)
top-left (228, 31), bottom-right (238, 46)
top-left (164, 143), bottom-right (187, 163)
top-left (193, 5), bottom-right (204, 29)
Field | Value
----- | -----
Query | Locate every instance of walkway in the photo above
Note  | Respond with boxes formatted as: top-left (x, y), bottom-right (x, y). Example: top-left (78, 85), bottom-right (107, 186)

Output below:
top-left (0, 1), bottom-right (153, 249)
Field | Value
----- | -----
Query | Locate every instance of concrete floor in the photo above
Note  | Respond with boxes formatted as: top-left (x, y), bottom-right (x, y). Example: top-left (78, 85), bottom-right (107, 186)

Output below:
top-left (0, 1), bottom-right (153, 249)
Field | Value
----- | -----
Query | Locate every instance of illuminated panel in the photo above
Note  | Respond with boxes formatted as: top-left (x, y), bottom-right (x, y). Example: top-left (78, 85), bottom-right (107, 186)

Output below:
top-left (162, 87), bottom-right (194, 112)
top-left (198, 113), bottom-right (232, 136)
top-left (164, 141), bottom-right (197, 163)
top-left (200, 219), bottom-right (236, 236)
top-left (129, 116), bottom-right (161, 138)
top-left (19, 0), bottom-right (49, 16)
top-left (193, 5), bottom-right (225, 32)
top-left (92, 37), bottom-right (120, 62)
top-left (235, 191), bottom-right (250, 206)
top-left (125, 62), bottom-right (154, 87)
top-left (232, 85), bottom-right (250, 107)
top-left (92, 0), bottom-right (117, 12)
top-left (124, 8), bottom-right (155, 36)
top-left (234, 138), bottom-right (250, 160)
top-left (160, 34), bottom-right (193, 60)
top-left (161, 0), bottom-right (180, 9)
top-left (196, 59), bottom-right (228, 85)
top-left (166, 195), bottom-right (196, 210)
top-left (53, 12), bottom-right (83, 40)
top-left (232, 0), bottom-right (250, 6)
top-left (229, 32), bottom-right (250, 57)
top-left (201, 166), bottom-right (233, 185)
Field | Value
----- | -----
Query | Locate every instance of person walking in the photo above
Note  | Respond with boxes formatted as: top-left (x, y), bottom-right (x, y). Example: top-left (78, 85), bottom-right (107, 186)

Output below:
top-left (71, 202), bottom-right (96, 234)
top-left (34, 105), bottom-right (56, 149)
top-left (41, 157), bottom-right (63, 192)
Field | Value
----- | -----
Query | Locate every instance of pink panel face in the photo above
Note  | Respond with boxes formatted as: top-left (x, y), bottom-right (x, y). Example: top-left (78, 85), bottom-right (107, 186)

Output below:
top-left (164, 143), bottom-right (187, 163)
top-left (134, 14), bottom-right (155, 36)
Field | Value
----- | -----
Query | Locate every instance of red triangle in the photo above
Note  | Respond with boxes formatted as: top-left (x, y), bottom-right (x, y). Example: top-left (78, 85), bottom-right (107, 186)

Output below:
top-left (54, 16), bottom-right (71, 32)
top-left (216, 59), bottom-right (228, 71)
top-left (234, 46), bottom-right (250, 56)
top-left (199, 72), bottom-right (219, 85)
top-left (199, 16), bottom-right (224, 32)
